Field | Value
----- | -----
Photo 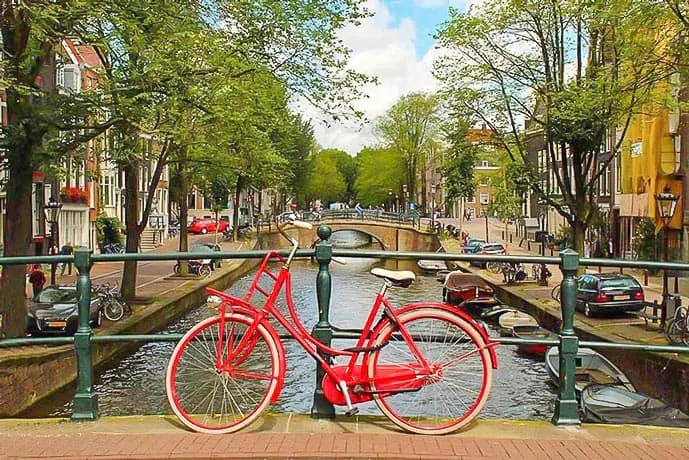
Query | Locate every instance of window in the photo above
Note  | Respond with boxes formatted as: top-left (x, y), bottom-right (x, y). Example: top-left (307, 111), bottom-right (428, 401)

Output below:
top-left (466, 195), bottom-right (475, 204)
top-left (479, 177), bottom-right (489, 186)
top-left (61, 210), bottom-right (85, 248)
top-left (481, 160), bottom-right (489, 167)
top-left (480, 193), bottom-right (489, 205)
top-left (101, 175), bottom-right (113, 207)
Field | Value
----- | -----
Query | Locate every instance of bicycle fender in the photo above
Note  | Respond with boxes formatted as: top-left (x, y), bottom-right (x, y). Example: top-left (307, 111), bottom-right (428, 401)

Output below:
top-left (391, 302), bottom-right (498, 369)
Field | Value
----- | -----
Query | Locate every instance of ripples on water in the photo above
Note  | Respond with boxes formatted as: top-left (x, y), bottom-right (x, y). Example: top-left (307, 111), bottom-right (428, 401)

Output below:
top-left (25, 231), bottom-right (555, 419)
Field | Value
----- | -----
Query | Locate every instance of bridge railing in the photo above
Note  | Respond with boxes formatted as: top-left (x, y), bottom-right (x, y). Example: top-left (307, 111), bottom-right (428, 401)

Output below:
top-left (1, 224), bottom-right (688, 425)
top-left (318, 209), bottom-right (414, 225)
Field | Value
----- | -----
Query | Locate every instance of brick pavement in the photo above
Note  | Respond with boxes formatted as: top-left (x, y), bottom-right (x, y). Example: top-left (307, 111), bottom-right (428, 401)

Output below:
top-left (1, 415), bottom-right (689, 460)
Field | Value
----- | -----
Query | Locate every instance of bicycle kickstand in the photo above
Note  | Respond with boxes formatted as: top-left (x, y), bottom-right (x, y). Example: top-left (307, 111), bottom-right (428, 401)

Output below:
top-left (338, 380), bottom-right (359, 417)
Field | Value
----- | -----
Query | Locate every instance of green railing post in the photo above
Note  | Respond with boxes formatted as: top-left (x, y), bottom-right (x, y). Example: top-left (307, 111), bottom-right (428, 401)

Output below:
top-left (71, 247), bottom-right (98, 421)
top-left (310, 224), bottom-right (336, 419)
top-left (552, 248), bottom-right (580, 425)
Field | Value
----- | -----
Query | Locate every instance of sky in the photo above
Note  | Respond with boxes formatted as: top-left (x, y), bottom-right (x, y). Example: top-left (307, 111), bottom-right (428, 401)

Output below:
top-left (306, 0), bottom-right (481, 155)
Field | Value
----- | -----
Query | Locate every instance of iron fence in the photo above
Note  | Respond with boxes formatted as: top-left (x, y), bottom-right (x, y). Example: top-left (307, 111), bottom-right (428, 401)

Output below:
top-left (0, 224), bottom-right (688, 425)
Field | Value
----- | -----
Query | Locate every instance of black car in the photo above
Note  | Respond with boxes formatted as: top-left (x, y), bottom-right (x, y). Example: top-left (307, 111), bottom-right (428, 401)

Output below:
top-left (27, 285), bottom-right (103, 335)
top-left (575, 273), bottom-right (645, 317)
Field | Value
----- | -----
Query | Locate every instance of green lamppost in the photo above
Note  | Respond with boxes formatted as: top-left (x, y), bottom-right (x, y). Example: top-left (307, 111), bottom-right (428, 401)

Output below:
top-left (44, 199), bottom-right (63, 285)
top-left (655, 185), bottom-right (679, 326)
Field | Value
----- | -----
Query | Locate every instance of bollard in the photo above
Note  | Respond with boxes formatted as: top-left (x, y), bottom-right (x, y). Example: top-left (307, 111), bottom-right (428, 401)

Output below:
top-left (310, 225), bottom-right (336, 418)
top-left (502, 230), bottom-right (505, 240)
top-left (550, 247), bottom-right (554, 256)
top-left (71, 248), bottom-right (99, 421)
top-left (552, 249), bottom-right (580, 426)
top-left (510, 234), bottom-right (513, 244)
top-left (598, 265), bottom-right (602, 274)
top-left (643, 270), bottom-right (648, 286)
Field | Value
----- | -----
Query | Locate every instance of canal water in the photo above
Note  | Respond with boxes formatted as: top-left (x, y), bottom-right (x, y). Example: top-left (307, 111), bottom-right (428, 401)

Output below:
top-left (25, 231), bottom-right (556, 419)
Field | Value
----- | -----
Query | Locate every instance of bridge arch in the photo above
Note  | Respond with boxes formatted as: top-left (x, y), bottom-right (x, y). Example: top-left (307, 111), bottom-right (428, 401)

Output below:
top-left (329, 228), bottom-right (387, 250)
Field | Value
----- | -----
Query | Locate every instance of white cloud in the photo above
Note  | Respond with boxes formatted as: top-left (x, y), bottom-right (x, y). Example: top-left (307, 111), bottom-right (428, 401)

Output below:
top-left (304, 0), bottom-right (440, 155)
top-left (414, 0), bottom-right (445, 8)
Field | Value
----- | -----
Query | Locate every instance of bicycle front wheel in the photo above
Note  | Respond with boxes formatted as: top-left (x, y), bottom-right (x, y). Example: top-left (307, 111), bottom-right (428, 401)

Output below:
top-left (166, 313), bottom-right (281, 434)
top-left (103, 300), bottom-right (125, 322)
top-left (486, 262), bottom-right (501, 274)
top-left (368, 308), bottom-right (493, 435)
top-left (551, 284), bottom-right (561, 302)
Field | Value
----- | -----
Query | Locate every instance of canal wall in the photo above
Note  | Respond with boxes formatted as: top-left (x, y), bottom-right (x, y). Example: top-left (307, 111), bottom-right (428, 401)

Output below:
top-left (0, 240), bottom-right (262, 417)
top-left (439, 241), bottom-right (689, 414)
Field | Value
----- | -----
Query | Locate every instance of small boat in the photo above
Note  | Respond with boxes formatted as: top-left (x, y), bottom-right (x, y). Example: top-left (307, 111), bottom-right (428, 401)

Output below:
top-left (546, 347), bottom-right (635, 397)
top-left (480, 305), bottom-right (519, 323)
top-left (442, 272), bottom-right (498, 311)
top-left (581, 384), bottom-right (689, 427)
top-left (512, 324), bottom-right (556, 356)
top-left (417, 259), bottom-right (448, 273)
top-left (497, 310), bottom-right (538, 336)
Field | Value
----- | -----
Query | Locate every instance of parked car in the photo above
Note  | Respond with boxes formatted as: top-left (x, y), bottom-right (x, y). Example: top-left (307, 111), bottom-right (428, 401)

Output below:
top-left (470, 242), bottom-right (507, 268)
top-left (463, 238), bottom-right (486, 254)
top-left (27, 285), bottom-right (103, 335)
top-left (187, 218), bottom-right (229, 235)
top-left (575, 273), bottom-right (645, 317)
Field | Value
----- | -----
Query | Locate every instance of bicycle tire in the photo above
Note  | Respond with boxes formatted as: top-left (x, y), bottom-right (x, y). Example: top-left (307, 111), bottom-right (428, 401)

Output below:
top-left (166, 313), bottom-right (281, 434)
top-left (103, 299), bottom-right (125, 322)
top-left (199, 265), bottom-right (212, 278)
top-left (665, 318), bottom-right (682, 344)
top-left (486, 262), bottom-right (501, 274)
top-left (367, 308), bottom-right (493, 435)
top-left (551, 284), bottom-right (561, 302)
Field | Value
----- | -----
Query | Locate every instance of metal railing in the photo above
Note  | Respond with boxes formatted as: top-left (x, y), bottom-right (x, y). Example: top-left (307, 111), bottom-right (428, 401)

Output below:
top-left (1, 224), bottom-right (689, 425)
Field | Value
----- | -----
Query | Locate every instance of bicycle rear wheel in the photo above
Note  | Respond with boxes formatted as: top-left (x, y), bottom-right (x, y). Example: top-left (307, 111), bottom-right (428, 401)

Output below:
top-left (103, 299), bottom-right (125, 322)
top-left (166, 313), bottom-right (281, 434)
top-left (367, 308), bottom-right (493, 435)
top-left (551, 284), bottom-right (561, 302)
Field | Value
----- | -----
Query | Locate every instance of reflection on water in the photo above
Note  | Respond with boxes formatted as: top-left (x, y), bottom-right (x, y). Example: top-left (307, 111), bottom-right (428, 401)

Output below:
top-left (23, 232), bottom-right (555, 419)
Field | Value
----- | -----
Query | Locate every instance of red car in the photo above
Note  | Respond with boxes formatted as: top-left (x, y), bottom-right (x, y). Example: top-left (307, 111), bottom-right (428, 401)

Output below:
top-left (187, 218), bottom-right (229, 234)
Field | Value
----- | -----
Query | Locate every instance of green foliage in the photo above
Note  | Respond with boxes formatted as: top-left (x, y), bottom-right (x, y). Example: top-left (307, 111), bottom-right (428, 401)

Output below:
top-left (354, 147), bottom-right (406, 207)
top-left (488, 173), bottom-right (522, 221)
top-left (634, 218), bottom-right (659, 261)
top-left (319, 149), bottom-right (358, 202)
top-left (375, 93), bottom-right (441, 199)
top-left (441, 117), bottom-right (477, 205)
top-left (306, 153), bottom-right (347, 204)
top-left (95, 216), bottom-right (124, 249)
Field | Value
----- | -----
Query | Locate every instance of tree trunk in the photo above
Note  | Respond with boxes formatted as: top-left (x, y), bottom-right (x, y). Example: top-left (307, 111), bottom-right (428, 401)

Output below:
top-left (232, 176), bottom-right (245, 241)
top-left (572, 218), bottom-right (586, 257)
top-left (0, 146), bottom-right (35, 338)
top-left (121, 160), bottom-right (141, 299)
top-left (176, 165), bottom-right (189, 275)
top-left (680, 64), bottom-right (689, 261)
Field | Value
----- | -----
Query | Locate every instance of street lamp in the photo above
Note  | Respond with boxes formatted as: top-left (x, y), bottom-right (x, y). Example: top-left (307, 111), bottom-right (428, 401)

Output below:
top-left (44, 199), bottom-right (63, 285)
top-left (655, 185), bottom-right (679, 326)
top-left (387, 189), bottom-right (393, 212)
top-left (402, 184), bottom-right (408, 213)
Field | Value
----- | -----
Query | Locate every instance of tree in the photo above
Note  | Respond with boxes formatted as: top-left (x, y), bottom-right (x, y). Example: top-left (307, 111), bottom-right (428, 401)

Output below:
top-left (441, 117), bottom-right (478, 210)
top-left (319, 149), bottom-right (358, 203)
top-left (0, 2), bottom-right (122, 337)
top-left (375, 93), bottom-right (441, 210)
top-left (306, 153), bottom-right (347, 205)
top-left (435, 0), bottom-right (673, 253)
top-left (354, 147), bottom-right (406, 207)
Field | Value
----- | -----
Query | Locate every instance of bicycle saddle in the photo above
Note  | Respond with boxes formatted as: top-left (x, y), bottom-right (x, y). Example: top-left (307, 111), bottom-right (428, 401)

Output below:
top-left (370, 268), bottom-right (416, 287)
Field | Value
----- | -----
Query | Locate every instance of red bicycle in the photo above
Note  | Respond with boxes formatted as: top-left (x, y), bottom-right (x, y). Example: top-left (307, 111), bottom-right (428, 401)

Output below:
top-left (166, 220), bottom-right (498, 435)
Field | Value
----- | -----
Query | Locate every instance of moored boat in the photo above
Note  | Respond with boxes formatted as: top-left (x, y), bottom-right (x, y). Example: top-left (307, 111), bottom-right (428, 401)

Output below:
top-left (512, 324), bottom-right (556, 356)
top-left (480, 305), bottom-right (519, 323)
top-left (581, 384), bottom-right (689, 427)
top-left (546, 347), bottom-right (635, 397)
top-left (497, 310), bottom-right (538, 336)
top-left (442, 272), bottom-right (498, 311)
top-left (417, 259), bottom-right (448, 273)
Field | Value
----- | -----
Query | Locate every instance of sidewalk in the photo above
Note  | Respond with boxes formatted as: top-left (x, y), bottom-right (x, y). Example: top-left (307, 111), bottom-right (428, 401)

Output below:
top-left (1, 414), bottom-right (687, 459)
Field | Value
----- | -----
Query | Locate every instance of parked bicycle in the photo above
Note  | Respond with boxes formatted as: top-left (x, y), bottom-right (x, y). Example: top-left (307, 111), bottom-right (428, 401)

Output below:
top-left (551, 283), bottom-right (561, 302)
top-left (173, 259), bottom-right (213, 278)
top-left (165, 218), bottom-right (498, 435)
top-left (94, 282), bottom-right (131, 322)
top-left (101, 243), bottom-right (123, 254)
top-left (665, 303), bottom-right (689, 346)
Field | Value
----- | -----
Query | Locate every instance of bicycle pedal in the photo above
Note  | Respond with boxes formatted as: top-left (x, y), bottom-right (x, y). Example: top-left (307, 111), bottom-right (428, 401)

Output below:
top-left (344, 407), bottom-right (359, 417)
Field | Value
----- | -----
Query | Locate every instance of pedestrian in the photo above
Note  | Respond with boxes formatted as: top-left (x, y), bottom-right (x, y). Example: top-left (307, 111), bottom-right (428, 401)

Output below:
top-left (584, 239), bottom-right (591, 258)
top-left (354, 202), bottom-right (363, 218)
top-left (60, 241), bottom-right (74, 275)
top-left (29, 265), bottom-right (45, 299)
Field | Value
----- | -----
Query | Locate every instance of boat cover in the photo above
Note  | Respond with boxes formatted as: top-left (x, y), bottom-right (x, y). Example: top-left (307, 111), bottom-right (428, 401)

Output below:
top-left (444, 272), bottom-right (492, 292)
top-left (581, 384), bottom-right (689, 427)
